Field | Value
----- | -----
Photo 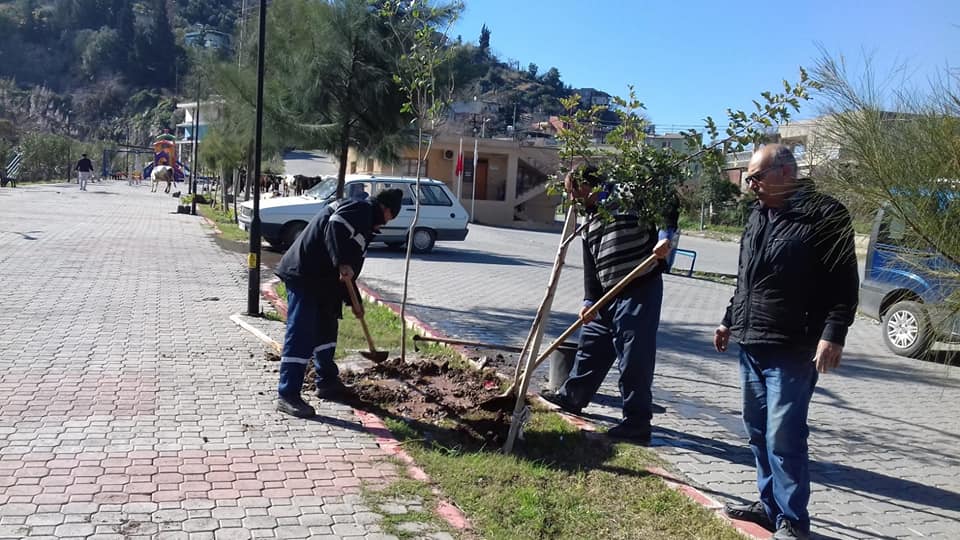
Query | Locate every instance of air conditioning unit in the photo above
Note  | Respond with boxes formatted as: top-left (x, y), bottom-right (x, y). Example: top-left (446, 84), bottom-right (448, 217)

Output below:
top-left (442, 149), bottom-right (455, 160)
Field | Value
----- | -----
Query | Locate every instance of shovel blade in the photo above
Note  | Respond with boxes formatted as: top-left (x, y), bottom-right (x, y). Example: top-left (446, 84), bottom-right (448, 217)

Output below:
top-left (360, 350), bottom-right (389, 363)
top-left (476, 391), bottom-right (517, 412)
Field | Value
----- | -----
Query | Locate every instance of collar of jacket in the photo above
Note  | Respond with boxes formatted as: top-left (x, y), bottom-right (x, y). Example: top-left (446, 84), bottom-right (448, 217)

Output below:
top-left (754, 178), bottom-right (818, 217)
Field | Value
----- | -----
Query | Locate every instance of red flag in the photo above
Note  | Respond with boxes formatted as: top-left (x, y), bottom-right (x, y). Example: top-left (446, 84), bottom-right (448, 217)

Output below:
top-left (455, 145), bottom-right (464, 177)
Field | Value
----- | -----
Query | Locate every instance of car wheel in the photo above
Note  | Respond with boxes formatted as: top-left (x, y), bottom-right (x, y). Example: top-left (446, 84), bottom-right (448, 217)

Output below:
top-left (882, 300), bottom-right (933, 358)
top-left (411, 228), bottom-right (436, 254)
top-left (281, 221), bottom-right (307, 249)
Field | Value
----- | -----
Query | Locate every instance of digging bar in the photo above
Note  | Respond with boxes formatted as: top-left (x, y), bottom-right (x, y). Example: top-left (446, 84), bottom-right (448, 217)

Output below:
top-left (412, 335), bottom-right (524, 353)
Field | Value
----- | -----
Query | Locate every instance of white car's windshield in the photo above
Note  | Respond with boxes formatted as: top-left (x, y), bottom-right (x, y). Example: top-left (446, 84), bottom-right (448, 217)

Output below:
top-left (304, 178), bottom-right (337, 199)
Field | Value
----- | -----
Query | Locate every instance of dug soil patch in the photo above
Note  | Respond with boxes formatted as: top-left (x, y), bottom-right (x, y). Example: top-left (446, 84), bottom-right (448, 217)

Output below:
top-left (341, 357), bottom-right (521, 446)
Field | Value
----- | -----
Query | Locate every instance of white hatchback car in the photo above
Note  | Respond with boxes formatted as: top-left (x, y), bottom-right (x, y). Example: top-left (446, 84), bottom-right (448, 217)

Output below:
top-left (238, 174), bottom-right (469, 253)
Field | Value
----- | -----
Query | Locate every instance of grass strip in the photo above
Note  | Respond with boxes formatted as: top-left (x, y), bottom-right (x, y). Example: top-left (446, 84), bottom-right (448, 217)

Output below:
top-left (384, 413), bottom-right (743, 540)
top-left (198, 203), bottom-right (248, 243)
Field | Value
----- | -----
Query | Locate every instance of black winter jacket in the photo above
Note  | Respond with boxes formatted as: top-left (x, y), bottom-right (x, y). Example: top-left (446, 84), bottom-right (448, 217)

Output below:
top-left (722, 185), bottom-right (859, 349)
top-left (275, 199), bottom-right (383, 315)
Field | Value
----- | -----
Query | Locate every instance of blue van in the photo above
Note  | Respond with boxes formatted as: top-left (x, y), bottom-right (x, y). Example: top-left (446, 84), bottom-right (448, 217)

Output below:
top-left (860, 204), bottom-right (960, 357)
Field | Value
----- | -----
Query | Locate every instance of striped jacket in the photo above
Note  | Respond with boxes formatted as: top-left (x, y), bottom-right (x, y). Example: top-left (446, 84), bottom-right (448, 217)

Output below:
top-left (581, 211), bottom-right (677, 303)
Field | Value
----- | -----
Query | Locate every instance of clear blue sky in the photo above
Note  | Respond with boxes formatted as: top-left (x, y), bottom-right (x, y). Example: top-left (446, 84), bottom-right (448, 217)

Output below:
top-left (452, 0), bottom-right (960, 131)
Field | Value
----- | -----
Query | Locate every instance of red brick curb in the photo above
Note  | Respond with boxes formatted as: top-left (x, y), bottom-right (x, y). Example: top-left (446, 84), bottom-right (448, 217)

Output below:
top-left (198, 214), bottom-right (224, 235)
top-left (353, 410), bottom-right (471, 531)
top-left (646, 467), bottom-right (769, 539)
top-left (262, 276), bottom-right (288, 319)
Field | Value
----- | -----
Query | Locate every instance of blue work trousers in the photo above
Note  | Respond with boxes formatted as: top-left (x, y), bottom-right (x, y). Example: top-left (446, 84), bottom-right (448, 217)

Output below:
top-left (277, 283), bottom-right (340, 398)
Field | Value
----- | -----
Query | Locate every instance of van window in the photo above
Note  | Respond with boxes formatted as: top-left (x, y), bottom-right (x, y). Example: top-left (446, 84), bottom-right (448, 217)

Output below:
top-left (877, 210), bottom-right (925, 249)
top-left (418, 185), bottom-right (453, 206)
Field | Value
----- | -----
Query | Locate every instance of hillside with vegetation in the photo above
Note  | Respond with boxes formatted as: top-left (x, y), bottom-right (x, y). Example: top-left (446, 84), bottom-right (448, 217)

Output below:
top-left (0, 0), bottom-right (597, 182)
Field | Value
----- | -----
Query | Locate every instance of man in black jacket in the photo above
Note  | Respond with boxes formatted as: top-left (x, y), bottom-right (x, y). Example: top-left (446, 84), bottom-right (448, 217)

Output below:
top-left (541, 165), bottom-right (676, 443)
top-left (75, 154), bottom-right (94, 191)
top-left (274, 188), bottom-right (403, 418)
top-left (714, 145), bottom-right (858, 540)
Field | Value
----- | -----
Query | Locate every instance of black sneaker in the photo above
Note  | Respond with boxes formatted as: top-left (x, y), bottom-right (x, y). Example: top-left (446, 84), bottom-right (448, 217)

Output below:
top-left (773, 520), bottom-right (809, 540)
top-left (316, 379), bottom-right (352, 402)
top-left (538, 389), bottom-right (583, 415)
top-left (723, 500), bottom-right (775, 532)
top-left (276, 395), bottom-right (315, 418)
top-left (606, 418), bottom-right (651, 444)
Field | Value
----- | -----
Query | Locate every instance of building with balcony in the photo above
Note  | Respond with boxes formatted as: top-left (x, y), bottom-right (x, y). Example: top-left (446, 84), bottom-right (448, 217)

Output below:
top-left (348, 134), bottom-right (561, 226)
top-left (175, 99), bottom-right (223, 168)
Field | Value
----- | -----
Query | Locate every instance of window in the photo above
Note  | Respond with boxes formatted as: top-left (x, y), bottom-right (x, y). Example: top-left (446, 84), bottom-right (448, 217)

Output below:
top-left (345, 182), bottom-right (372, 201)
top-left (418, 185), bottom-right (453, 206)
top-left (365, 158), bottom-right (374, 172)
top-left (377, 182), bottom-right (416, 206)
top-left (877, 210), bottom-right (925, 249)
top-left (349, 161), bottom-right (357, 174)
top-left (399, 158), bottom-right (428, 177)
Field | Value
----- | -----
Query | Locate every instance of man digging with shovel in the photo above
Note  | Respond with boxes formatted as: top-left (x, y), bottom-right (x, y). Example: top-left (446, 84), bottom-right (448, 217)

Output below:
top-left (540, 165), bottom-right (677, 443)
top-left (274, 188), bottom-right (403, 418)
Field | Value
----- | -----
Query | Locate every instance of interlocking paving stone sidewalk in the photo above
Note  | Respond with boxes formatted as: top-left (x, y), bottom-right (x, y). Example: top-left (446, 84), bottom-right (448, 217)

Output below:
top-left (359, 225), bottom-right (960, 540)
top-left (0, 183), bottom-right (447, 540)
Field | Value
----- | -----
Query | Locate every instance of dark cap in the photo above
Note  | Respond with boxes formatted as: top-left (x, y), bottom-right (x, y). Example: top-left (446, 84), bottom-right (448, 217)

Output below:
top-left (373, 188), bottom-right (403, 217)
top-left (575, 164), bottom-right (603, 186)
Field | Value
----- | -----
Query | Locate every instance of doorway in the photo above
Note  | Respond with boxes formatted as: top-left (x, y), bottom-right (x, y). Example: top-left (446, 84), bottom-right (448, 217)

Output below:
top-left (475, 160), bottom-right (488, 200)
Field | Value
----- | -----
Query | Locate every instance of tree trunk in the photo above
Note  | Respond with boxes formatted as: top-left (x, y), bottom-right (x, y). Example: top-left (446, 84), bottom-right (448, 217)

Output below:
top-left (245, 139), bottom-right (254, 202)
top-left (399, 126), bottom-right (428, 362)
top-left (335, 119), bottom-right (351, 200)
top-left (232, 168), bottom-right (239, 224)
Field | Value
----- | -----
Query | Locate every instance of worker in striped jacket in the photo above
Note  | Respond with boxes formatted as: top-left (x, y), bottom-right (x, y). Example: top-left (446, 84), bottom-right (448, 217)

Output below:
top-left (541, 165), bottom-right (678, 443)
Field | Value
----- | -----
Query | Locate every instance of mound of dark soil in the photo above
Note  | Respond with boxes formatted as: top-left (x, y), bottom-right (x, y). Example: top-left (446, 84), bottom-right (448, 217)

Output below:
top-left (341, 357), bottom-right (518, 446)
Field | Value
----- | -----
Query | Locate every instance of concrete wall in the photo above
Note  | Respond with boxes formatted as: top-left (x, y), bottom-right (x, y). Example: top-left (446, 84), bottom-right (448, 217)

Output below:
top-left (518, 190), bottom-right (563, 223)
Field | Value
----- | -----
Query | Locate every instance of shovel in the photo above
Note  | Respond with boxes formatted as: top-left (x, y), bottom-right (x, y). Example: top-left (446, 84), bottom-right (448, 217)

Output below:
top-left (480, 253), bottom-right (661, 412)
top-left (345, 283), bottom-right (389, 363)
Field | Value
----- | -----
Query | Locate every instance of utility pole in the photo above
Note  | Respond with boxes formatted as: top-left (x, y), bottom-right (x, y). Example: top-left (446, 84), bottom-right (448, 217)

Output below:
top-left (246, 0), bottom-right (267, 316)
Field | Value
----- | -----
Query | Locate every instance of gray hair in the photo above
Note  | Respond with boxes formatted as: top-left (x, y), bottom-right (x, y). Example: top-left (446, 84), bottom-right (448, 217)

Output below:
top-left (770, 145), bottom-right (797, 178)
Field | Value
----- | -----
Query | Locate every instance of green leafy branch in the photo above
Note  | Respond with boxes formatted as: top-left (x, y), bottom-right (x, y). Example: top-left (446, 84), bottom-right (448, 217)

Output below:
top-left (550, 69), bottom-right (820, 227)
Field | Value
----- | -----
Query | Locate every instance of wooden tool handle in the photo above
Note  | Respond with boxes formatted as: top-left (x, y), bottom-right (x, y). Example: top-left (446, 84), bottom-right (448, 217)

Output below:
top-left (529, 253), bottom-right (660, 372)
top-left (345, 282), bottom-right (376, 352)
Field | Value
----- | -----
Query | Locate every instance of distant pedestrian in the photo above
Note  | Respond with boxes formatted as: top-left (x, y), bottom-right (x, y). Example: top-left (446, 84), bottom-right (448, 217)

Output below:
top-left (273, 189), bottom-right (403, 418)
top-left (714, 145), bottom-right (859, 540)
top-left (540, 165), bottom-right (677, 444)
top-left (75, 154), bottom-right (94, 191)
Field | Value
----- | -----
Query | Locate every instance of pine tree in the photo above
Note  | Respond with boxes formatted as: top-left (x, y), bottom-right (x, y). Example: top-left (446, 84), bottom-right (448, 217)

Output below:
top-left (478, 23), bottom-right (490, 53)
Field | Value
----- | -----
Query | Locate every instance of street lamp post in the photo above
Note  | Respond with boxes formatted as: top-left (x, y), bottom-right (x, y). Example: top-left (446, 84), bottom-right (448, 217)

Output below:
top-left (246, 0), bottom-right (267, 316)
top-left (189, 25), bottom-right (207, 215)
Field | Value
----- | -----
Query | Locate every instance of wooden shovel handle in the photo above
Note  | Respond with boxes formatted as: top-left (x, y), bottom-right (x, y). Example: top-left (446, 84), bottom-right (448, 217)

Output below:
top-left (528, 253), bottom-right (660, 373)
top-left (345, 282), bottom-right (377, 352)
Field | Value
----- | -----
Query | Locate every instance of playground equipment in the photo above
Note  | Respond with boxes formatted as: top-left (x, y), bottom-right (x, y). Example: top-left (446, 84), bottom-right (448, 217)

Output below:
top-left (142, 130), bottom-right (188, 183)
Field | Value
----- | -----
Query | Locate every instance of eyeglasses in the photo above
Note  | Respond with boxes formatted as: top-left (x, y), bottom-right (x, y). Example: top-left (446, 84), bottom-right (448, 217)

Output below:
top-left (744, 164), bottom-right (780, 185)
